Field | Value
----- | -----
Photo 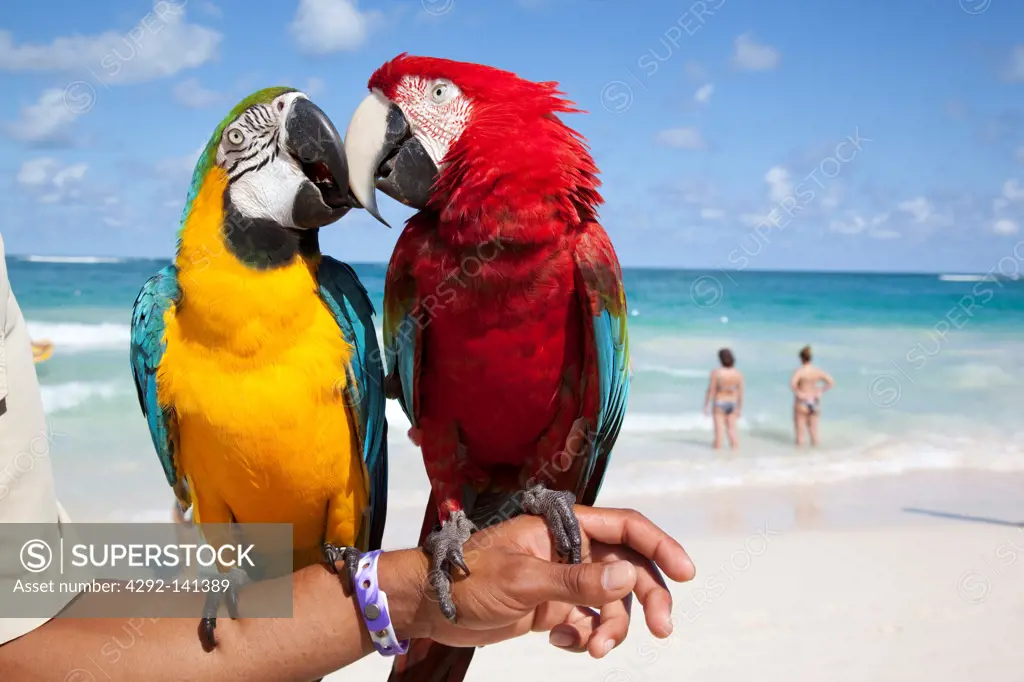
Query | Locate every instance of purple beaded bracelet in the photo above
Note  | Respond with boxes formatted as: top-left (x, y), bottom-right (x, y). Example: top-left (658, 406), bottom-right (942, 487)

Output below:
top-left (353, 550), bottom-right (410, 656)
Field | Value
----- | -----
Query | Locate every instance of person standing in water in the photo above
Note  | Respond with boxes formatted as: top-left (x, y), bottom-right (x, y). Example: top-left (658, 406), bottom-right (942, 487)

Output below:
top-left (703, 348), bottom-right (744, 449)
top-left (790, 345), bottom-right (835, 446)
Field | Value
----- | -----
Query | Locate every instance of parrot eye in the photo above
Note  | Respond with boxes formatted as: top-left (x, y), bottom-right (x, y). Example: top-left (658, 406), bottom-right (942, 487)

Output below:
top-left (226, 128), bottom-right (245, 147)
top-left (429, 80), bottom-right (456, 105)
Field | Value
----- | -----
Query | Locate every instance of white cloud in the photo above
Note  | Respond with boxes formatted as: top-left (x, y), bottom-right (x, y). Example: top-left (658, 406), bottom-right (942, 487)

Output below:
top-left (897, 197), bottom-right (934, 223)
top-left (290, 0), bottom-right (382, 54)
top-left (1002, 178), bottom-right (1024, 201)
top-left (993, 218), bottom-right (1019, 235)
top-left (0, 6), bottom-right (220, 85)
top-left (6, 88), bottom-right (81, 143)
top-left (304, 77), bottom-right (326, 97)
top-left (200, 1), bottom-right (222, 17)
top-left (16, 157), bottom-right (88, 203)
top-left (700, 207), bottom-right (724, 220)
top-left (732, 34), bottom-right (780, 71)
top-left (893, 197), bottom-right (954, 230)
top-left (1006, 45), bottom-right (1024, 82)
top-left (830, 212), bottom-right (889, 236)
top-left (173, 78), bottom-right (220, 108)
top-left (694, 83), bottom-right (713, 105)
top-left (17, 157), bottom-right (57, 185)
top-left (820, 184), bottom-right (842, 211)
top-left (764, 166), bottom-right (792, 203)
top-left (656, 126), bottom-right (706, 150)
top-left (52, 163), bottom-right (87, 187)
top-left (830, 216), bottom-right (866, 234)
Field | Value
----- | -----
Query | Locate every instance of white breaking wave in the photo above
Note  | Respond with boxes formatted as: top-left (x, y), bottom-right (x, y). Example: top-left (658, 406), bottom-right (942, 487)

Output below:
top-left (23, 255), bottom-right (123, 264)
top-left (40, 381), bottom-right (120, 414)
top-left (597, 438), bottom-right (1024, 501)
top-left (387, 402), bottom-right (720, 437)
top-left (639, 364), bottom-right (708, 379)
top-left (937, 273), bottom-right (997, 282)
top-left (26, 321), bottom-right (130, 352)
top-left (622, 411), bottom-right (715, 433)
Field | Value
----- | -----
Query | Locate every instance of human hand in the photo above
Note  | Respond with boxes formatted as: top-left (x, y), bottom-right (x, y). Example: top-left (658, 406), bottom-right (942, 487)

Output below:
top-left (392, 506), bottom-right (695, 658)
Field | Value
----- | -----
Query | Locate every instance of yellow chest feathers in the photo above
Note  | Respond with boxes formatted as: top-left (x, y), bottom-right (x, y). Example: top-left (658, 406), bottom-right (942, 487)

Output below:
top-left (159, 166), bottom-right (353, 429)
top-left (157, 168), bottom-right (358, 514)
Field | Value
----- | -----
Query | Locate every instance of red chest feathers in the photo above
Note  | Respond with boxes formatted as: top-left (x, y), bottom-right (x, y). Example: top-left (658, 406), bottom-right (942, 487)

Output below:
top-left (411, 246), bottom-right (584, 463)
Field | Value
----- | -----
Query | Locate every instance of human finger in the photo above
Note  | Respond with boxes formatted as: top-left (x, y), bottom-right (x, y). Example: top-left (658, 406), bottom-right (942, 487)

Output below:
top-left (574, 507), bottom-right (695, 583)
top-left (587, 593), bottom-right (632, 658)
top-left (546, 605), bottom-right (600, 654)
top-left (592, 541), bottom-right (673, 639)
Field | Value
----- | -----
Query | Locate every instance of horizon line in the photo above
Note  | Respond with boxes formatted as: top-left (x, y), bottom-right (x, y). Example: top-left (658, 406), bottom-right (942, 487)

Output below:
top-left (9, 253), bottom-right (1002, 278)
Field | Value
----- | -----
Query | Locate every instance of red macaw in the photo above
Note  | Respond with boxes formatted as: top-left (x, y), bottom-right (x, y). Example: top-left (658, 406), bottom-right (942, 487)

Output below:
top-left (344, 54), bottom-right (631, 681)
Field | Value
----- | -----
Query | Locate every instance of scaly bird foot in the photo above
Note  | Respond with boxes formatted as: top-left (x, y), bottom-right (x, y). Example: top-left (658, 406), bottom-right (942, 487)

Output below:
top-left (322, 543), bottom-right (362, 596)
top-left (198, 567), bottom-right (251, 653)
top-left (424, 510), bottom-right (477, 622)
top-left (520, 484), bottom-right (582, 564)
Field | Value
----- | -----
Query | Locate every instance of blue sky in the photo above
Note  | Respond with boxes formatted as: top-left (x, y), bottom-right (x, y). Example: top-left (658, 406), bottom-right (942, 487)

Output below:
top-left (1, 0), bottom-right (1022, 272)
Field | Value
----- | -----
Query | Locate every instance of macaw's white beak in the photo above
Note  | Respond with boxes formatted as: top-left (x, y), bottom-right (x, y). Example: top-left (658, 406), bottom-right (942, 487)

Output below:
top-left (344, 89), bottom-right (438, 228)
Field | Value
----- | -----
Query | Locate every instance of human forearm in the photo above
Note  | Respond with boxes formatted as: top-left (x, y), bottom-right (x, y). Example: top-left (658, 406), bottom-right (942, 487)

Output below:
top-left (0, 549), bottom-right (431, 681)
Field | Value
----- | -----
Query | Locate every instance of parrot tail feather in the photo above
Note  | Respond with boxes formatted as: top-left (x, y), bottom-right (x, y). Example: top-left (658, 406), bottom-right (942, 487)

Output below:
top-left (388, 640), bottom-right (475, 682)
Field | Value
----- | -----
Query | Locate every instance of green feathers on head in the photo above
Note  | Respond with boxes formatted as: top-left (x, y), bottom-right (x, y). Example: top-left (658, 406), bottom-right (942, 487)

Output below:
top-left (177, 86), bottom-right (299, 233)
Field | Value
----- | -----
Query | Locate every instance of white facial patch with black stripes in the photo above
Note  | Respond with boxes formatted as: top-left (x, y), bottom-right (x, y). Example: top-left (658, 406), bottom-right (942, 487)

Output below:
top-left (217, 92), bottom-right (309, 228)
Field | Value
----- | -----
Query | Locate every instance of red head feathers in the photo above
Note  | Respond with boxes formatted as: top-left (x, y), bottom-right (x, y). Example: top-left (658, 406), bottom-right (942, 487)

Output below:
top-left (344, 54), bottom-right (602, 235)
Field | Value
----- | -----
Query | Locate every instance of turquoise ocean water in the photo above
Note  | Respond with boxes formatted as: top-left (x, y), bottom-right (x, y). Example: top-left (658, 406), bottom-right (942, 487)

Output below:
top-left (10, 255), bottom-right (1024, 522)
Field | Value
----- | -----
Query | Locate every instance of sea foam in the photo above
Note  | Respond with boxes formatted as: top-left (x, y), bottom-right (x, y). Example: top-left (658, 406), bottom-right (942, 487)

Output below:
top-left (22, 255), bottom-right (124, 264)
top-left (26, 321), bottom-right (130, 352)
top-left (40, 381), bottom-right (120, 414)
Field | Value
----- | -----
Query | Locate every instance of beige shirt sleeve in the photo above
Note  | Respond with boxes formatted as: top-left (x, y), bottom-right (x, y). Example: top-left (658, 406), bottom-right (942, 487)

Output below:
top-left (0, 233), bottom-right (78, 647)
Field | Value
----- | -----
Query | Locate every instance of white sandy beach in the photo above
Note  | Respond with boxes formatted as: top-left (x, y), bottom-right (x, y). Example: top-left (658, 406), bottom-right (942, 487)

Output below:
top-left (333, 472), bottom-right (1024, 682)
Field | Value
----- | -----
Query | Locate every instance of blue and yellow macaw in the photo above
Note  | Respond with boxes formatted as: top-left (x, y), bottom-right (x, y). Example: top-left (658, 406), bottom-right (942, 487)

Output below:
top-left (129, 87), bottom-right (388, 652)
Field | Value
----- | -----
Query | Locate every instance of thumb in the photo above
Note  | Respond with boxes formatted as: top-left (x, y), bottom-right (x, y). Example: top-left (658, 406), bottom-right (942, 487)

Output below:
top-left (511, 557), bottom-right (637, 608)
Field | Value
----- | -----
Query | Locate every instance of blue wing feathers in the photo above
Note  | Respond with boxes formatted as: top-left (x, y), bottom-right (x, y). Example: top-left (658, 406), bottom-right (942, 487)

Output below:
top-left (381, 307), bottom-right (418, 428)
top-left (573, 237), bottom-right (631, 506)
top-left (129, 265), bottom-right (181, 489)
top-left (394, 322), bottom-right (417, 427)
top-left (579, 305), bottom-right (630, 504)
top-left (317, 257), bottom-right (389, 551)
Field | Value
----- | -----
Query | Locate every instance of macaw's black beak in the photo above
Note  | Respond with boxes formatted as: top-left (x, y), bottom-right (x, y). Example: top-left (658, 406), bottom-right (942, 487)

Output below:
top-left (283, 96), bottom-right (360, 229)
top-left (344, 90), bottom-right (439, 228)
